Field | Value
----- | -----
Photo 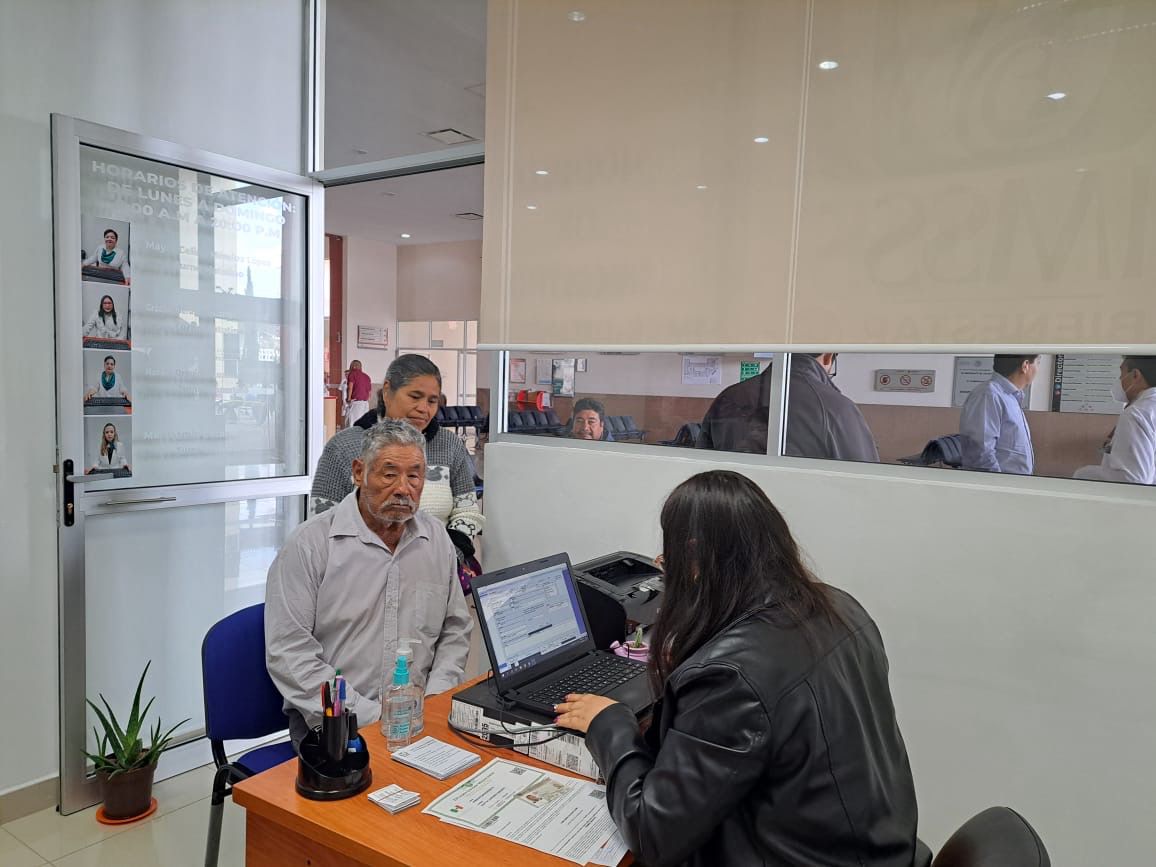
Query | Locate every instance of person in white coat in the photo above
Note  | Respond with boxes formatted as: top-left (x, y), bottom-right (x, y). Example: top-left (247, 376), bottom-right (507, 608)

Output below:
top-left (82, 294), bottom-right (127, 340)
top-left (90, 422), bottom-right (130, 473)
top-left (1075, 356), bottom-right (1156, 486)
top-left (84, 355), bottom-right (131, 402)
top-left (82, 228), bottom-right (127, 271)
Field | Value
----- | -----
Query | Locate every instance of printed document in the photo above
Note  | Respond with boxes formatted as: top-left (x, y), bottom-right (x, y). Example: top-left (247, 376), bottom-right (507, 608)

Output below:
top-left (423, 758), bottom-right (622, 865)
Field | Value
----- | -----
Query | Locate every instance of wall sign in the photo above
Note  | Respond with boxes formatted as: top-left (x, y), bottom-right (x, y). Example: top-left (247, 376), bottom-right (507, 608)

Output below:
top-left (356, 325), bottom-right (388, 349)
top-left (1051, 354), bottom-right (1123, 414)
top-left (682, 355), bottom-right (721, 385)
top-left (551, 358), bottom-right (576, 396)
top-left (874, 369), bottom-right (935, 393)
top-left (739, 361), bottom-right (762, 382)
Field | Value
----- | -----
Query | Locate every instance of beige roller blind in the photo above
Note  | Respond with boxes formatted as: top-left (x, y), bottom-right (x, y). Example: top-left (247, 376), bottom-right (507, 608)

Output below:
top-left (481, 0), bottom-right (807, 346)
top-left (483, 0), bottom-right (1156, 347)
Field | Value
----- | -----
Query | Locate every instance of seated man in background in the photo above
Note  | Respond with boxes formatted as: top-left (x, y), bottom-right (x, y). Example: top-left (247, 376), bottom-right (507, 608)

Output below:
top-left (1074, 356), bottom-right (1156, 485)
top-left (570, 397), bottom-right (614, 440)
top-left (697, 355), bottom-right (878, 462)
top-left (265, 419), bottom-right (471, 747)
top-left (959, 354), bottom-right (1039, 475)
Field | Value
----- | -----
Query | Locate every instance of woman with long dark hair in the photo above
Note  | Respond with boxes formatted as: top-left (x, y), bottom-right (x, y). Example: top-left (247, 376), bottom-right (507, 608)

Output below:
top-left (555, 470), bottom-right (927, 867)
top-left (83, 294), bottom-right (126, 340)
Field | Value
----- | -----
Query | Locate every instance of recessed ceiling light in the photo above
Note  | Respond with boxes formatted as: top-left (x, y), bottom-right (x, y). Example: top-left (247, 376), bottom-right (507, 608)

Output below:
top-left (380, 191), bottom-right (396, 197)
top-left (1046, 91), bottom-right (1067, 101)
top-left (422, 128), bottom-right (478, 145)
top-left (353, 148), bottom-right (369, 155)
top-left (535, 169), bottom-right (549, 176)
top-left (753, 136), bottom-right (770, 144)
top-left (400, 233), bottom-right (411, 239)
top-left (1074, 167), bottom-right (1088, 173)
top-left (818, 60), bottom-right (839, 70)
top-left (568, 10), bottom-right (586, 22)
top-left (696, 185), bottom-right (708, 190)
top-left (526, 205), bottom-right (538, 210)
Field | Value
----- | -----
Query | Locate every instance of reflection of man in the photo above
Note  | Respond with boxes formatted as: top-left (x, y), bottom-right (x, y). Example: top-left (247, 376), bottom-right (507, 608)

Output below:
top-left (959, 354), bottom-right (1039, 475)
top-left (265, 419), bottom-right (471, 747)
top-left (343, 360), bottom-right (372, 428)
top-left (571, 398), bottom-right (613, 440)
top-left (1074, 356), bottom-right (1156, 485)
top-left (696, 355), bottom-right (878, 461)
top-left (84, 355), bottom-right (131, 402)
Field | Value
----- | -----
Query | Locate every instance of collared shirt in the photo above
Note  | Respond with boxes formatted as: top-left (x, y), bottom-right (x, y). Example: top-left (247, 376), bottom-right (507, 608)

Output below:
top-left (346, 369), bottom-right (372, 402)
top-left (264, 490), bottom-right (471, 744)
top-left (1074, 387), bottom-right (1156, 485)
top-left (959, 374), bottom-right (1035, 475)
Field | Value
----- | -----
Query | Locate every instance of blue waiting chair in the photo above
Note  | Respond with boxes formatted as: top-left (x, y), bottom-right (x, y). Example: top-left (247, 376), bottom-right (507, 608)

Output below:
top-left (201, 604), bottom-right (296, 867)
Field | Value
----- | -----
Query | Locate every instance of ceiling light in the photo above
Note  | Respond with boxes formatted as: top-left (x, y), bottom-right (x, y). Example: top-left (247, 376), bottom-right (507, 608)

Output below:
top-left (753, 136), bottom-right (770, 144)
top-left (696, 185), bottom-right (708, 190)
top-left (535, 169), bottom-right (549, 176)
top-left (400, 233), bottom-right (411, 239)
top-left (380, 191), bottom-right (396, 197)
top-left (353, 148), bottom-right (369, 155)
top-left (526, 205), bottom-right (538, 210)
top-left (568, 10), bottom-right (586, 22)
top-left (818, 60), bottom-right (839, 70)
top-left (1046, 91), bottom-right (1067, 101)
top-left (455, 212), bottom-right (484, 220)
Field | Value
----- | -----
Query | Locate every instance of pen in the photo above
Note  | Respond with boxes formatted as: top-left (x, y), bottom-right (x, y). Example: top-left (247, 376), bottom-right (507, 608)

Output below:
top-left (338, 676), bottom-right (346, 716)
top-left (322, 681), bottom-right (331, 714)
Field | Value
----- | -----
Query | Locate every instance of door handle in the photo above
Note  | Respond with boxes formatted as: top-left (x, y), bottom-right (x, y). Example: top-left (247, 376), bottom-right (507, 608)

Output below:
top-left (65, 473), bottom-right (113, 483)
top-left (98, 496), bottom-right (177, 507)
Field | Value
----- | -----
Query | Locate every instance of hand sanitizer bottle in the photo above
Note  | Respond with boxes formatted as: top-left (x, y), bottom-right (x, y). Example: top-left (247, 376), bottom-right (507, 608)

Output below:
top-left (383, 645), bottom-right (424, 750)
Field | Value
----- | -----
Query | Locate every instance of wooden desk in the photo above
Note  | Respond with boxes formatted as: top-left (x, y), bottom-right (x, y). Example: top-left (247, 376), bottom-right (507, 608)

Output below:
top-left (233, 678), bottom-right (630, 866)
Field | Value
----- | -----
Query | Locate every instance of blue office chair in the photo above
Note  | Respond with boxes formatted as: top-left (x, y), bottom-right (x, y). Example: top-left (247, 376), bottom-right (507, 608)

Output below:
top-left (201, 604), bottom-right (296, 867)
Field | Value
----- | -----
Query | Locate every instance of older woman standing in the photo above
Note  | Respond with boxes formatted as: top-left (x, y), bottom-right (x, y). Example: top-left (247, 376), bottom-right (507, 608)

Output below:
top-left (311, 354), bottom-right (483, 544)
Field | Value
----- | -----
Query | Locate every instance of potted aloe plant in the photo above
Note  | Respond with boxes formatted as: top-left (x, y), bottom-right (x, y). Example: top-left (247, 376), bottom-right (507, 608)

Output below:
top-left (85, 661), bottom-right (188, 821)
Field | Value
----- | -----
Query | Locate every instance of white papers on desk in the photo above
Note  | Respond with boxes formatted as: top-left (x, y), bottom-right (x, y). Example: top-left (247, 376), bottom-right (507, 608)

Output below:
top-left (423, 758), bottom-right (625, 865)
top-left (389, 736), bottom-right (481, 780)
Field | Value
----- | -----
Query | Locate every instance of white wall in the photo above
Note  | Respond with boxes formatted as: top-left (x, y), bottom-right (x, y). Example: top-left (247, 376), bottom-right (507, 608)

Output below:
top-left (342, 237), bottom-right (398, 384)
top-left (836, 353), bottom-right (1056, 412)
top-left (396, 240), bottom-right (482, 321)
top-left (483, 440), bottom-right (1156, 865)
top-left (510, 352), bottom-right (768, 399)
top-left (0, 0), bottom-right (304, 796)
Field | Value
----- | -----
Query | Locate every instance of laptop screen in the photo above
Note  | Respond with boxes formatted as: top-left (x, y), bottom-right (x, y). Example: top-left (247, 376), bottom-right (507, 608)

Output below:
top-left (475, 559), bottom-right (589, 678)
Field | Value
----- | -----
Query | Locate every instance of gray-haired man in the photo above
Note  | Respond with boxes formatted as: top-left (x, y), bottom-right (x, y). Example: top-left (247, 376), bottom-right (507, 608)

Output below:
top-left (265, 419), bottom-right (471, 747)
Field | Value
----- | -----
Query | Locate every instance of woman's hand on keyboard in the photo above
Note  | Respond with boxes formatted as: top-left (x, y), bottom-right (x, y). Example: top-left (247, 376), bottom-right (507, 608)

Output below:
top-left (553, 694), bottom-right (618, 733)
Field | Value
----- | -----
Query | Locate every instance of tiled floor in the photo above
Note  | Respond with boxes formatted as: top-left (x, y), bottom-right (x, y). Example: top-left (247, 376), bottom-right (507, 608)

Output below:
top-left (0, 763), bottom-right (245, 866)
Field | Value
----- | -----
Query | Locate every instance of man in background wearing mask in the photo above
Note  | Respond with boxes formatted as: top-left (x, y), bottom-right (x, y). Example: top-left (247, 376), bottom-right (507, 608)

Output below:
top-left (1074, 356), bottom-right (1156, 485)
top-left (959, 354), bottom-right (1039, 475)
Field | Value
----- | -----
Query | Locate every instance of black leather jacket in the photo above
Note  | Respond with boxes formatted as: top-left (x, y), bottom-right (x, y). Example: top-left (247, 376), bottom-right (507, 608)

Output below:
top-left (584, 588), bottom-right (928, 867)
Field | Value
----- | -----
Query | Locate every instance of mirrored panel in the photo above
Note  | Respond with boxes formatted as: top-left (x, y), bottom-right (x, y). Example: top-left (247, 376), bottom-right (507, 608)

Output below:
top-left (779, 352), bottom-right (1155, 486)
top-left (503, 351), bottom-right (775, 453)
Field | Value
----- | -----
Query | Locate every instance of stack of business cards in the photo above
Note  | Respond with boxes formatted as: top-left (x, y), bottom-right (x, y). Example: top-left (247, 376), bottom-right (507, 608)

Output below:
top-left (389, 736), bottom-right (481, 780)
top-left (368, 784), bottom-right (421, 814)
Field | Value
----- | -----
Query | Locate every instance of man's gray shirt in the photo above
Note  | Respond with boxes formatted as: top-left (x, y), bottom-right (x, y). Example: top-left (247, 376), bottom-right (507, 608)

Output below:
top-left (264, 491), bottom-right (471, 744)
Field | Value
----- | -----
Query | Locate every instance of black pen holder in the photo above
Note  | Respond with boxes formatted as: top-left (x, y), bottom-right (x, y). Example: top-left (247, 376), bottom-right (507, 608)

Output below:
top-left (295, 710), bottom-right (372, 801)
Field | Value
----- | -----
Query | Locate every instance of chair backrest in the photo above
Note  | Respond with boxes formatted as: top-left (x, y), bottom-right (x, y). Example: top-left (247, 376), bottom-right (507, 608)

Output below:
top-left (621, 415), bottom-right (640, 432)
top-left (443, 406), bottom-right (461, 422)
top-left (434, 406), bottom-right (447, 423)
top-left (545, 409), bottom-right (563, 426)
top-left (468, 406), bottom-right (484, 421)
top-left (201, 604), bottom-right (287, 745)
top-left (933, 807), bottom-right (1050, 867)
top-left (920, 433), bottom-right (963, 468)
top-left (608, 416), bottom-right (627, 434)
top-left (532, 410), bottom-right (549, 426)
top-left (508, 411), bottom-right (525, 430)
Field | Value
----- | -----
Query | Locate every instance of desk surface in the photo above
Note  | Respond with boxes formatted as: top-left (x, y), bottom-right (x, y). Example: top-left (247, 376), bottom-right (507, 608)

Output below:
top-left (233, 677), bottom-right (630, 867)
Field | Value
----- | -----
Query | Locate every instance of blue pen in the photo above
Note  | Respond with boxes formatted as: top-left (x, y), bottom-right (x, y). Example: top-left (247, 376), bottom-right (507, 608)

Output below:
top-left (338, 676), bottom-right (347, 714)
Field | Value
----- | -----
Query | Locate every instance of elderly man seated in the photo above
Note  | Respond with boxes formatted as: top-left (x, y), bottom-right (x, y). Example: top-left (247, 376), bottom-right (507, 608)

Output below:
top-left (265, 418), bottom-right (471, 747)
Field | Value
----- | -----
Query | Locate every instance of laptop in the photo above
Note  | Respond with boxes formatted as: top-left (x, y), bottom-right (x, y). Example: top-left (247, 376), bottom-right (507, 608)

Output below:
top-left (471, 553), bottom-right (653, 718)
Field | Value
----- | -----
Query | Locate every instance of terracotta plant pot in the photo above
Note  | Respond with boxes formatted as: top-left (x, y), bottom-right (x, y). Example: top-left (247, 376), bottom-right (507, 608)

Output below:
top-left (98, 762), bottom-right (156, 820)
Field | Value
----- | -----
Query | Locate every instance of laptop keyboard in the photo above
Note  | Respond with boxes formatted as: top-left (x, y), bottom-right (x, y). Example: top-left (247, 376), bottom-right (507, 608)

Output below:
top-left (86, 397), bottom-right (130, 407)
top-left (527, 654), bottom-right (647, 707)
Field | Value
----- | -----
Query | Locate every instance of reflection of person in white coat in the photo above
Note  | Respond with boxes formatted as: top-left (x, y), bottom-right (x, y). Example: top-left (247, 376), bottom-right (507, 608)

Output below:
top-left (82, 294), bottom-right (127, 340)
top-left (1075, 356), bottom-right (1156, 486)
top-left (90, 422), bottom-right (130, 473)
top-left (82, 228), bottom-right (126, 271)
top-left (84, 355), bottom-right (132, 402)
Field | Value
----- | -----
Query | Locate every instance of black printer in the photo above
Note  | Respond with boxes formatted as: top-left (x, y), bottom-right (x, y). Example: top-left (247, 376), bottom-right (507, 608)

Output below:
top-left (572, 551), bottom-right (664, 649)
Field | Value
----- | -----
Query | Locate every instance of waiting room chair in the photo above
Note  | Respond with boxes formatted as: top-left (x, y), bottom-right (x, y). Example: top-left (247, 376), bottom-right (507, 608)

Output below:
top-left (201, 604), bottom-right (295, 867)
top-left (660, 422), bottom-right (701, 447)
top-left (508, 411), bottom-right (526, 432)
top-left (606, 415), bottom-right (628, 438)
top-left (932, 806), bottom-right (1050, 867)
top-left (618, 415), bottom-right (646, 442)
top-left (899, 433), bottom-right (963, 468)
top-left (544, 408), bottom-right (565, 434)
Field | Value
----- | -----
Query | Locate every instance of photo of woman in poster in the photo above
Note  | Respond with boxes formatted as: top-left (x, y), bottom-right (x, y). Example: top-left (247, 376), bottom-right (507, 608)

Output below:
top-left (88, 422), bottom-right (132, 476)
top-left (83, 353), bottom-right (132, 412)
top-left (80, 218), bottom-right (130, 285)
top-left (83, 294), bottom-right (127, 340)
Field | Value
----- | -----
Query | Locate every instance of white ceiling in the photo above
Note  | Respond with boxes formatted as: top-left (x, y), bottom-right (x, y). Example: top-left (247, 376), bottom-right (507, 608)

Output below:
top-left (325, 163), bottom-right (484, 245)
top-left (324, 0), bottom-right (487, 169)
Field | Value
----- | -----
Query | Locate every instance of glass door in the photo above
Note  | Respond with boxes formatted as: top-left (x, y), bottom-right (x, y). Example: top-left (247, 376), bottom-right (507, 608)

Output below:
top-left (53, 116), bottom-right (324, 812)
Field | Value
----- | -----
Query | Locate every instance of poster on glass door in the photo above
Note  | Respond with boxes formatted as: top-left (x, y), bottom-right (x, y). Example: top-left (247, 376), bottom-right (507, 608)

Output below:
top-left (74, 145), bottom-right (308, 488)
